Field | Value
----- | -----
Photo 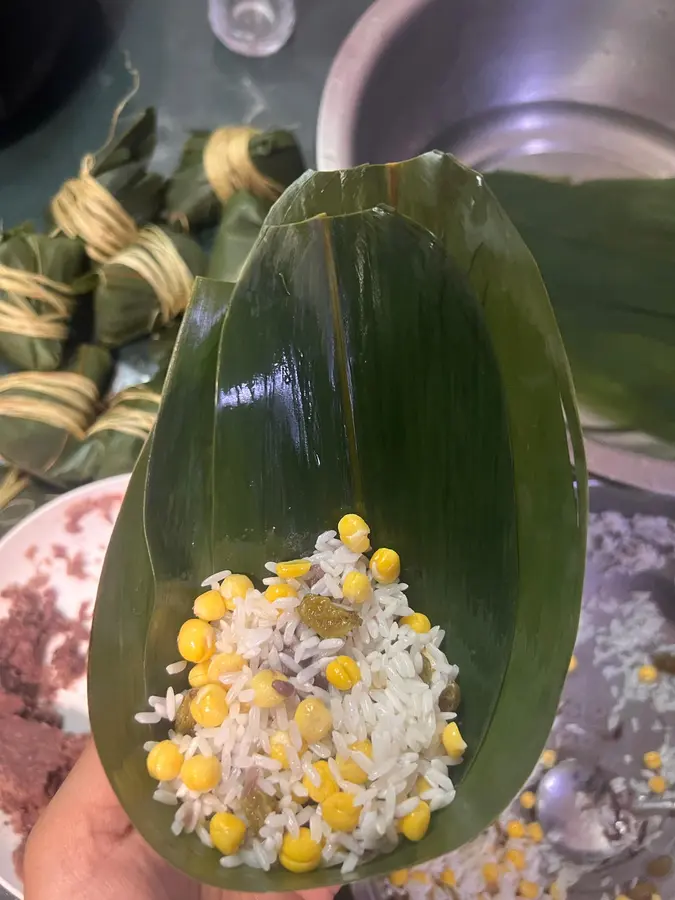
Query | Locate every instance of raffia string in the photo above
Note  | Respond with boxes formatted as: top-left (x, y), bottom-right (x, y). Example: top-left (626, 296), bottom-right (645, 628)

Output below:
top-left (0, 264), bottom-right (77, 340)
top-left (203, 126), bottom-right (283, 204)
top-left (50, 56), bottom-right (142, 263)
top-left (87, 386), bottom-right (161, 441)
top-left (0, 372), bottom-right (99, 438)
top-left (0, 468), bottom-right (30, 510)
top-left (105, 226), bottom-right (194, 323)
top-left (50, 157), bottom-right (138, 264)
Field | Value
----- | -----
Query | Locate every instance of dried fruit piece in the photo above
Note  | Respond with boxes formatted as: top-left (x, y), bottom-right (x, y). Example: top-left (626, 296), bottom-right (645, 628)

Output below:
top-left (652, 651), bottom-right (675, 675)
top-left (298, 594), bottom-right (361, 639)
top-left (420, 651), bottom-right (434, 685)
top-left (174, 689), bottom-right (197, 734)
top-left (241, 785), bottom-right (276, 834)
top-left (439, 682), bottom-right (461, 712)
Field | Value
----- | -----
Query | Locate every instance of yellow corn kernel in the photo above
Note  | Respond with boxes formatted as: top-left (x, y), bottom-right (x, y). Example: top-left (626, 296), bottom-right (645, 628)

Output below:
top-left (342, 570), bottom-right (372, 604)
top-left (279, 827), bottom-right (322, 873)
top-left (613, 896), bottom-right (630, 900)
top-left (336, 739), bottom-right (372, 785)
top-left (294, 697), bottom-right (332, 743)
top-left (415, 776), bottom-right (431, 795)
top-left (518, 881), bottom-right (539, 899)
top-left (269, 730), bottom-right (305, 769)
top-left (370, 547), bottom-right (401, 584)
top-left (440, 869), bottom-right (456, 887)
top-left (398, 800), bottom-right (431, 842)
top-left (302, 760), bottom-right (338, 803)
top-left (321, 791), bottom-right (361, 832)
top-left (250, 670), bottom-right (289, 708)
top-left (644, 751), bottom-right (662, 770)
top-left (209, 812), bottom-right (246, 855)
top-left (188, 661), bottom-right (211, 688)
top-left (483, 863), bottom-right (501, 884)
top-left (549, 883), bottom-right (563, 900)
top-left (648, 775), bottom-right (668, 794)
top-left (264, 583), bottom-right (298, 603)
top-left (526, 822), bottom-right (544, 843)
top-left (540, 749), bottom-right (557, 768)
top-left (400, 612), bottom-right (431, 634)
top-left (338, 514), bottom-right (371, 553)
top-left (177, 619), bottom-right (215, 663)
top-left (276, 559), bottom-right (311, 579)
top-left (190, 683), bottom-right (229, 728)
top-left (519, 791), bottom-right (536, 810)
top-left (506, 819), bottom-right (526, 839)
top-left (180, 755), bottom-right (221, 792)
top-left (638, 664), bottom-right (658, 684)
top-left (193, 589), bottom-right (227, 622)
top-left (410, 872), bottom-right (430, 884)
top-left (505, 849), bottom-right (526, 871)
top-left (389, 869), bottom-right (409, 887)
top-left (220, 574), bottom-right (254, 611)
top-left (326, 655), bottom-right (361, 691)
top-left (442, 722), bottom-right (467, 759)
top-left (207, 652), bottom-right (245, 683)
top-left (146, 740), bottom-right (183, 782)
top-left (568, 655), bottom-right (578, 673)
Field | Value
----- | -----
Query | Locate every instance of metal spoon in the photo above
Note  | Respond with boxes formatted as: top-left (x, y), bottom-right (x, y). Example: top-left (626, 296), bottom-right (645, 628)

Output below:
top-left (536, 758), bottom-right (673, 865)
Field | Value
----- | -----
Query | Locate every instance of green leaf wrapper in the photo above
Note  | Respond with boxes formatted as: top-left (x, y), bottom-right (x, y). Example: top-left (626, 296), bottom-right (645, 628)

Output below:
top-left (94, 228), bottom-right (206, 348)
top-left (206, 191), bottom-right (270, 283)
top-left (90, 152), bottom-right (586, 891)
top-left (0, 233), bottom-right (90, 371)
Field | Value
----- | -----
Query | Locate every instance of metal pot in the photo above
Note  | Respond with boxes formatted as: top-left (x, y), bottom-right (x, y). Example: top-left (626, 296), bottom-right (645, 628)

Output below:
top-left (317, 0), bottom-right (675, 179)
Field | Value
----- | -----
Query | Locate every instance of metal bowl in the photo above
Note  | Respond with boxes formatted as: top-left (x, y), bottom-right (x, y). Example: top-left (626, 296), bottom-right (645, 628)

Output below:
top-left (317, 0), bottom-right (675, 494)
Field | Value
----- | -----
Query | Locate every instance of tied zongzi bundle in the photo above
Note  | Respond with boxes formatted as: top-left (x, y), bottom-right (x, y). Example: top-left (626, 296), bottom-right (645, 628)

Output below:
top-left (94, 226), bottom-right (205, 348)
top-left (0, 232), bottom-right (89, 371)
top-left (207, 191), bottom-right (270, 283)
top-left (163, 127), bottom-right (305, 232)
top-left (0, 344), bottom-right (111, 482)
top-left (49, 373), bottom-right (163, 488)
top-left (50, 108), bottom-right (165, 263)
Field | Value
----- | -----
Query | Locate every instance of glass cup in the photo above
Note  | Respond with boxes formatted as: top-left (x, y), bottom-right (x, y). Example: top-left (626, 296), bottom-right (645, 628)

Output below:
top-left (208, 0), bottom-right (296, 58)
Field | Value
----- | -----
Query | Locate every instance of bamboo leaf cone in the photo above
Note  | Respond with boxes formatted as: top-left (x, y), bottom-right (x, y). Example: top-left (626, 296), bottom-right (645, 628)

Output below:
top-left (90, 152), bottom-right (587, 891)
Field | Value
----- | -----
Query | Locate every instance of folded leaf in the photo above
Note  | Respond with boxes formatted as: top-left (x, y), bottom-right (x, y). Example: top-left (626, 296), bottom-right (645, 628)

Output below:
top-left (0, 344), bottom-right (112, 480)
top-left (207, 191), bottom-right (270, 283)
top-left (487, 170), bottom-right (675, 455)
top-left (0, 233), bottom-right (90, 371)
top-left (91, 151), bottom-right (586, 890)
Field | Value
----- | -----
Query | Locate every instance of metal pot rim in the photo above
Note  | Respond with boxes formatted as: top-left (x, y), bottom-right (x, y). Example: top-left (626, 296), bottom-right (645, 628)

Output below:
top-left (316, 0), bottom-right (435, 170)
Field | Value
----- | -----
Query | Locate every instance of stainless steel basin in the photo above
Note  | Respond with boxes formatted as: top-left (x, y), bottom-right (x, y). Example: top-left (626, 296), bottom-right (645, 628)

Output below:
top-left (317, 0), bottom-right (675, 179)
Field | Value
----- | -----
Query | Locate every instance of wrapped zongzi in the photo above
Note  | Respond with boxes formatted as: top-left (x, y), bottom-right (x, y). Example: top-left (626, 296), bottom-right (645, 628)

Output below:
top-left (50, 108), bottom-right (165, 263)
top-left (49, 372), bottom-right (164, 488)
top-left (94, 226), bottom-right (205, 348)
top-left (0, 344), bottom-right (111, 481)
top-left (163, 127), bottom-right (305, 232)
top-left (0, 232), bottom-right (90, 371)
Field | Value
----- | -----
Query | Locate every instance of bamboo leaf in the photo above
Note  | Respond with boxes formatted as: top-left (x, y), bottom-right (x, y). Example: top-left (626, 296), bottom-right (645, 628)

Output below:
top-left (91, 152), bottom-right (586, 890)
top-left (207, 191), bottom-right (270, 283)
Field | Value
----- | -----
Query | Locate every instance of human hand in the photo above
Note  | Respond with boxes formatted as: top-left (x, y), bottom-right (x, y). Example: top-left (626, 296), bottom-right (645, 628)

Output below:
top-left (24, 739), bottom-right (337, 900)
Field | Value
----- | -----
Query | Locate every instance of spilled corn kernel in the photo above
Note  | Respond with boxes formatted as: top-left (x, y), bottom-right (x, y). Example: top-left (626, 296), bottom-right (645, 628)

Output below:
top-left (269, 731), bottom-right (298, 769)
top-left (540, 749), bottom-right (557, 768)
top-left (342, 570), bottom-right (372, 605)
top-left (415, 776), bottom-right (431, 795)
top-left (188, 661), bottom-right (211, 688)
top-left (410, 872), bottom-right (430, 884)
top-left (398, 800), bottom-right (431, 841)
top-left (483, 862), bottom-right (501, 884)
top-left (400, 612), bottom-right (431, 634)
top-left (336, 739), bottom-right (372, 785)
top-left (220, 574), bottom-right (254, 611)
top-left (638, 664), bottom-right (658, 684)
top-left (207, 652), bottom-right (245, 683)
top-left (178, 619), bottom-right (215, 663)
top-left (264, 582), bottom-right (297, 603)
top-left (276, 559), bottom-right (311, 579)
top-left (146, 740), bottom-right (183, 781)
top-left (442, 722), bottom-right (467, 759)
top-left (440, 869), bottom-right (456, 887)
top-left (250, 670), bottom-right (289, 708)
top-left (193, 589), bottom-right (226, 622)
top-left (370, 547), bottom-right (400, 584)
top-left (643, 751), bottom-right (662, 770)
top-left (518, 881), bottom-right (539, 899)
top-left (520, 791), bottom-right (536, 810)
top-left (302, 760), bottom-right (338, 803)
top-left (294, 697), bottom-right (332, 743)
top-left (209, 812), bottom-right (246, 855)
top-left (338, 513), bottom-right (371, 553)
top-left (506, 819), bottom-right (526, 839)
top-left (190, 683), bottom-right (229, 728)
top-left (568, 655), bottom-right (578, 673)
top-left (326, 655), bottom-right (361, 690)
top-left (506, 849), bottom-right (526, 871)
top-left (648, 775), bottom-right (668, 794)
top-left (389, 870), bottom-right (409, 887)
top-left (279, 828), bottom-right (322, 873)
top-left (526, 822), bottom-right (544, 843)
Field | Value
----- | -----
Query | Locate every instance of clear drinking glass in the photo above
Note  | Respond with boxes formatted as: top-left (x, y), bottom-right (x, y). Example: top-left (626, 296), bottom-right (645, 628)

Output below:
top-left (208, 0), bottom-right (296, 57)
